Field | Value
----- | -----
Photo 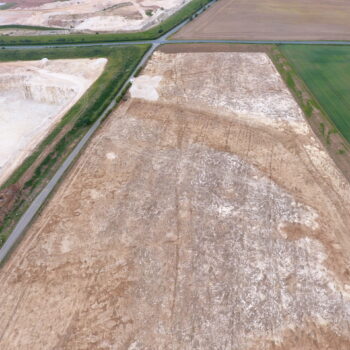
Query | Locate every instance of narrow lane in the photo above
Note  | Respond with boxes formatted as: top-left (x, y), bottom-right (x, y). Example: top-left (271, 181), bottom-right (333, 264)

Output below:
top-left (3, 39), bottom-right (350, 51)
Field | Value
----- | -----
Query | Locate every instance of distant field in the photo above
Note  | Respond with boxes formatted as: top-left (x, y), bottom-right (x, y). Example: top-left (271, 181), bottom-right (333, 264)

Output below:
top-left (174, 0), bottom-right (350, 40)
top-left (280, 45), bottom-right (350, 143)
top-left (0, 3), bottom-right (16, 10)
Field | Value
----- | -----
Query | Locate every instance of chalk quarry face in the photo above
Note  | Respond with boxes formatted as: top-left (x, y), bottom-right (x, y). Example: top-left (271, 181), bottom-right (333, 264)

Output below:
top-left (0, 58), bottom-right (107, 186)
top-left (0, 0), bottom-right (191, 32)
top-left (0, 51), bottom-right (350, 349)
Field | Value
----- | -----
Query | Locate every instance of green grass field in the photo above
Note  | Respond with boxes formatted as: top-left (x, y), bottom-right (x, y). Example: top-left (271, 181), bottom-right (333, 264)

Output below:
top-left (280, 45), bottom-right (350, 143)
top-left (0, 2), bottom-right (16, 10)
top-left (0, 44), bottom-right (150, 246)
top-left (0, 0), bottom-right (212, 46)
top-left (0, 24), bottom-right (63, 31)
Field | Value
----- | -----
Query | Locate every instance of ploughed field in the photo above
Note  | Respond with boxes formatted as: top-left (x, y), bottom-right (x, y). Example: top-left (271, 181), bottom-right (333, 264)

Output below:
top-left (280, 45), bottom-right (350, 143)
top-left (0, 0), bottom-right (190, 32)
top-left (174, 0), bottom-right (350, 40)
top-left (0, 58), bottom-right (106, 186)
top-left (1, 51), bottom-right (350, 349)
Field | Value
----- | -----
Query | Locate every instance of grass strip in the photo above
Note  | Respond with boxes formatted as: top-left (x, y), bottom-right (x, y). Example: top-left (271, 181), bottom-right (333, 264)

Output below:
top-left (0, 24), bottom-right (63, 31)
top-left (0, 2), bottom-right (16, 10)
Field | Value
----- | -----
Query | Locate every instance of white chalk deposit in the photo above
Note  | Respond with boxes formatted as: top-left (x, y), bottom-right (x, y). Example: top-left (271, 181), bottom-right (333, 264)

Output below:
top-left (130, 75), bottom-right (162, 101)
top-left (0, 0), bottom-right (191, 32)
top-left (0, 58), bottom-right (107, 185)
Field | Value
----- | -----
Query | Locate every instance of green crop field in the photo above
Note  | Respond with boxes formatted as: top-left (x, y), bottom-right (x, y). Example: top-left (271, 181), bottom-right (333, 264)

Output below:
top-left (0, 24), bottom-right (63, 31)
top-left (0, 2), bottom-right (16, 10)
top-left (280, 45), bottom-right (350, 143)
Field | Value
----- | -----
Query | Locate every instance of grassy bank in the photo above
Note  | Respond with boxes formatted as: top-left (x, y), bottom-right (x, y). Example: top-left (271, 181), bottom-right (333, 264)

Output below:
top-left (0, 24), bottom-right (63, 31)
top-left (0, 44), bottom-right (150, 246)
top-left (0, 2), bottom-right (16, 10)
top-left (0, 0), bottom-right (212, 46)
top-left (279, 45), bottom-right (350, 144)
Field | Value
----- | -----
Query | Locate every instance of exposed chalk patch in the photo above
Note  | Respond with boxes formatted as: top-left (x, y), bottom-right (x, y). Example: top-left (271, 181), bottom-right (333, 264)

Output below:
top-left (106, 152), bottom-right (117, 160)
top-left (130, 75), bottom-right (162, 101)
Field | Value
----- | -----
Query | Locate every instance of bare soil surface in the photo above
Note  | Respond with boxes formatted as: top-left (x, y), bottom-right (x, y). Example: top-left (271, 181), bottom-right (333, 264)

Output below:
top-left (0, 58), bottom-right (107, 186)
top-left (174, 0), bottom-right (350, 41)
top-left (0, 0), bottom-right (190, 32)
top-left (159, 43), bottom-right (273, 53)
top-left (159, 43), bottom-right (350, 184)
top-left (0, 52), bottom-right (350, 349)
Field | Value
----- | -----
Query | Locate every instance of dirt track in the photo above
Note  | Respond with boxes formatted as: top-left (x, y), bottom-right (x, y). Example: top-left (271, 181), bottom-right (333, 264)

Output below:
top-left (174, 0), bottom-right (350, 41)
top-left (0, 51), bottom-right (350, 349)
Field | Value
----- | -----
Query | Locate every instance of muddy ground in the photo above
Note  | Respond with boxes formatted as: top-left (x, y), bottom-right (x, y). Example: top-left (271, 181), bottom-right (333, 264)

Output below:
top-left (173, 0), bottom-right (350, 41)
top-left (0, 0), bottom-right (190, 32)
top-left (0, 51), bottom-right (350, 349)
top-left (0, 58), bottom-right (106, 186)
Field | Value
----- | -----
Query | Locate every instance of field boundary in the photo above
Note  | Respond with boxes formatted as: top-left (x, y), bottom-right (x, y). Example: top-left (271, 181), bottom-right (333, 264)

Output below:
top-left (269, 45), bottom-right (350, 182)
top-left (274, 46), bottom-right (349, 148)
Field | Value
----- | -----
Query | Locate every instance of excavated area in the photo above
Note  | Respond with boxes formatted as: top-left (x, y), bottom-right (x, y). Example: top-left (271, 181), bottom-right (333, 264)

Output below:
top-left (0, 0), bottom-right (190, 32)
top-left (0, 52), bottom-right (350, 349)
top-left (0, 58), bottom-right (107, 186)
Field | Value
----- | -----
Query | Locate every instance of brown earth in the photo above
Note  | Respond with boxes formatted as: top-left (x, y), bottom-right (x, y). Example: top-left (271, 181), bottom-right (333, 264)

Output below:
top-left (158, 43), bottom-right (273, 53)
top-left (173, 0), bottom-right (350, 41)
top-left (0, 51), bottom-right (350, 349)
top-left (0, 185), bottom-right (19, 224)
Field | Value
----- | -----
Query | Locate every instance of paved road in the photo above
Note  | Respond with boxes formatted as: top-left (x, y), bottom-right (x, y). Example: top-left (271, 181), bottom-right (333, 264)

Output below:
top-left (5, 39), bottom-right (350, 50)
top-left (4, 38), bottom-right (350, 50)
top-left (1, 0), bottom-right (350, 263)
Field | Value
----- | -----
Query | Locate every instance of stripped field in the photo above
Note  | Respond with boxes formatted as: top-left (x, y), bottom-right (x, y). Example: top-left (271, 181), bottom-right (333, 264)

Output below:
top-left (1, 51), bottom-right (350, 349)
